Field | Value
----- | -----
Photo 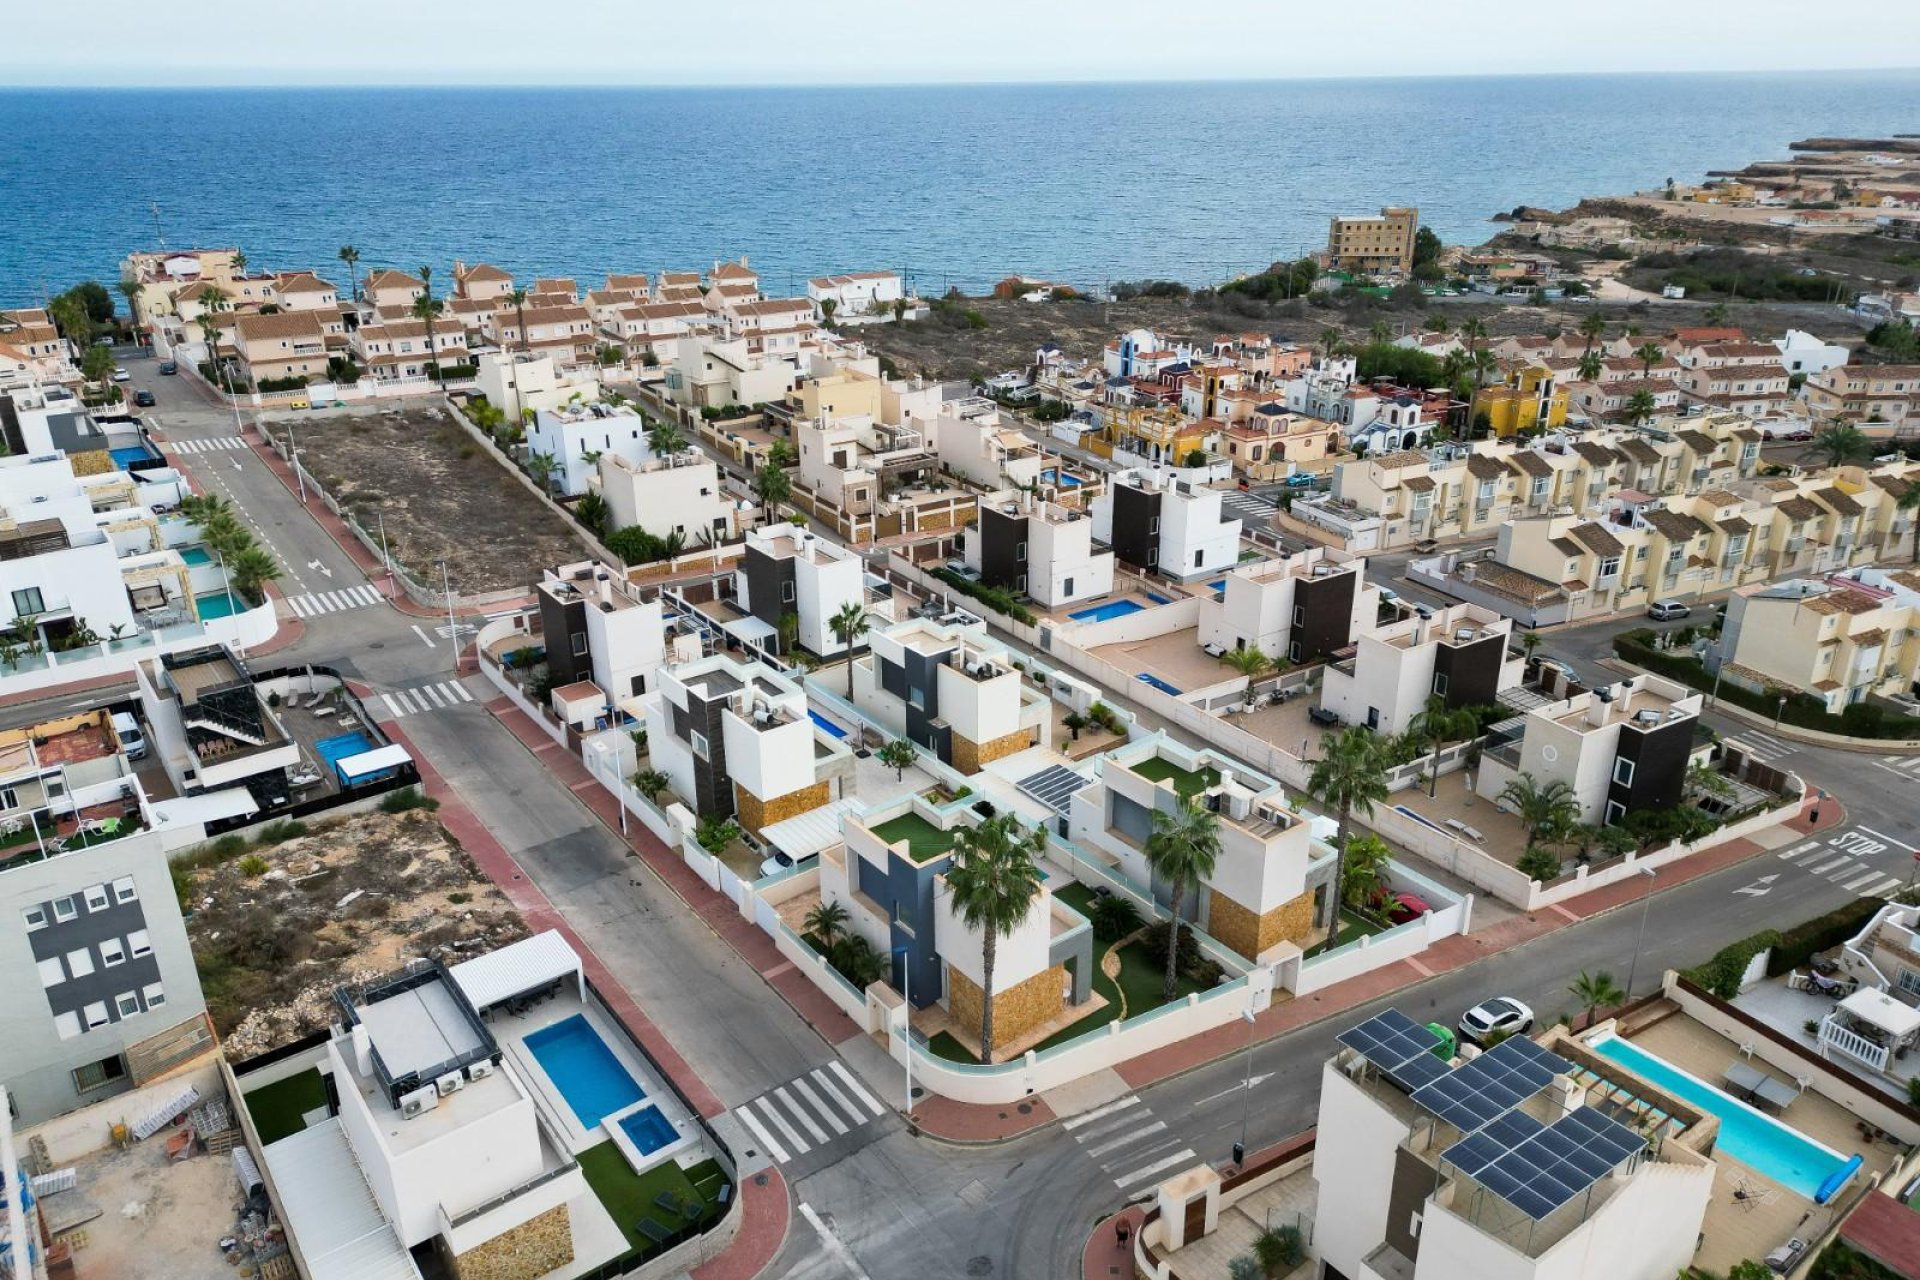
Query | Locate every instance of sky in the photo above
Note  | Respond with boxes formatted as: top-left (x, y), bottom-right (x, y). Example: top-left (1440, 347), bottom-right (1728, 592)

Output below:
top-left (7, 1), bottom-right (1920, 87)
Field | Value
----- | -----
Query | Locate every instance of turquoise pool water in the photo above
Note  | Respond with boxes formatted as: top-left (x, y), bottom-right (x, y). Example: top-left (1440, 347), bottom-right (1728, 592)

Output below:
top-left (110, 446), bottom-right (151, 469)
top-left (1069, 599), bottom-right (1143, 624)
top-left (1136, 673), bottom-right (1182, 695)
top-left (809, 709), bottom-right (848, 740)
top-left (1040, 467), bottom-right (1082, 488)
top-left (525, 1014), bottom-right (646, 1129)
top-left (1587, 1033), bottom-right (1852, 1200)
top-left (195, 590), bottom-right (243, 619)
top-left (179, 546), bottom-right (212, 566)
top-left (617, 1104), bottom-right (678, 1156)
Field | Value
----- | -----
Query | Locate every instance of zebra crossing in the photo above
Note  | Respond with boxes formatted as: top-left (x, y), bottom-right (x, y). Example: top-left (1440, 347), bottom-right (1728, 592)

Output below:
top-left (1062, 1094), bottom-right (1198, 1195)
top-left (1871, 754), bottom-right (1920, 781)
top-left (727, 1062), bottom-right (886, 1166)
top-left (164, 436), bottom-right (248, 453)
top-left (1775, 828), bottom-right (1911, 899)
top-left (1222, 490), bottom-right (1280, 526)
top-left (379, 680), bottom-right (476, 718)
top-left (1729, 730), bottom-right (1795, 763)
top-left (283, 584), bottom-right (386, 617)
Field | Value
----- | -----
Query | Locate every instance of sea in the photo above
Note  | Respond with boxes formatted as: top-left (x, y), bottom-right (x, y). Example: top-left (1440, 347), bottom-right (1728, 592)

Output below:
top-left (4, 71), bottom-right (1920, 305)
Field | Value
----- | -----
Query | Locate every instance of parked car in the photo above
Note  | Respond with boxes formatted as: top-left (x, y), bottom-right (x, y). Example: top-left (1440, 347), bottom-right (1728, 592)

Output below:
top-left (111, 366), bottom-right (130, 383)
top-left (110, 711), bottom-right (148, 761)
top-left (158, 361), bottom-right (178, 375)
top-left (132, 389), bottom-right (155, 407)
top-left (1529, 655), bottom-right (1579, 685)
top-left (1376, 891), bottom-right (1432, 924)
top-left (1284, 472), bottom-right (1318, 488)
top-left (1308, 705), bottom-right (1343, 727)
top-left (1459, 997), bottom-right (1534, 1045)
top-left (1647, 599), bottom-right (1691, 621)
top-left (1410, 602), bottom-right (1435, 619)
top-left (1412, 539), bottom-right (1439, 554)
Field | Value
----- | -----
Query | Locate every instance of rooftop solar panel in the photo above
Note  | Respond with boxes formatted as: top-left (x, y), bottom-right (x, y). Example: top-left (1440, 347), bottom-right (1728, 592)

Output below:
top-left (1016, 764), bottom-right (1095, 815)
top-left (1336, 1010), bottom-right (1443, 1072)
top-left (1385, 1051), bottom-right (1449, 1092)
top-left (1468, 1106), bottom-right (1647, 1220)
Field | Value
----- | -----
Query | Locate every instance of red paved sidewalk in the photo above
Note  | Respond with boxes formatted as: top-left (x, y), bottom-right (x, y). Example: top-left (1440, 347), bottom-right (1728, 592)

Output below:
top-left (1082, 1205), bottom-right (1145, 1280)
top-left (369, 703), bottom-right (788, 1280)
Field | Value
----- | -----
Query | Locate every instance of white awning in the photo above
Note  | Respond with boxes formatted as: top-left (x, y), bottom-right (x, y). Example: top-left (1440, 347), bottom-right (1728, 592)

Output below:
top-left (449, 929), bottom-right (583, 1011)
top-left (262, 1119), bottom-right (421, 1280)
top-left (149, 788), bottom-right (260, 829)
top-left (335, 743), bottom-right (411, 781)
top-left (1840, 988), bottom-right (1920, 1039)
top-left (760, 798), bottom-right (861, 858)
top-left (721, 615), bottom-right (778, 647)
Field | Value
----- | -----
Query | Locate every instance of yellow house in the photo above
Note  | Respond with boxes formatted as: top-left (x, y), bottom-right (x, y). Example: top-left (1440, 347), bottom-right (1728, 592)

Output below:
top-left (1473, 362), bottom-right (1568, 437)
top-left (1090, 404), bottom-right (1207, 466)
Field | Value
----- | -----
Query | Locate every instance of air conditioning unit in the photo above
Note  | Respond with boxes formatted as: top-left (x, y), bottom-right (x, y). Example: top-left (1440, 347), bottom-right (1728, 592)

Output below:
top-left (436, 1071), bottom-right (466, 1097)
top-left (466, 1060), bottom-right (496, 1082)
top-left (399, 1085), bottom-right (439, 1120)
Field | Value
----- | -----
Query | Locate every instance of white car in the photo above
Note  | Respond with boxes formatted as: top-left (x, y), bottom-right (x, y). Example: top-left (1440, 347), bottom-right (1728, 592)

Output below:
top-left (111, 367), bottom-right (131, 383)
top-left (1460, 997), bottom-right (1534, 1045)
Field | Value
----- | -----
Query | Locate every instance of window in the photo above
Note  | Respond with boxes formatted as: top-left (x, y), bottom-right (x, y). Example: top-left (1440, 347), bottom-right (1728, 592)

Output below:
top-left (23, 905), bottom-right (45, 932)
top-left (83, 1002), bottom-right (109, 1030)
top-left (11, 587), bottom-right (44, 617)
top-left (571, 632), bottom-right (588, 657)
top-left (66, 948), bottom-right (95, 979)
top-left (72, 1055), bottom-right (127, 1093)
top-left (113, 876), bottom-right (136, 904)
top-left (0, 787), bottom-right (15, 811)
top-left (143, 983), bottom-right (165, 1008)
top-left (100, 938), bottom-right (125, 967)
top-left (1015, 541), bottom-right (1028, 562)
top-left (1292, 605), bottom-right (1306, 627)
top-left (127, 929), bottom-right (151, 959)
top-left (691, 730), bottom-right (709, 760)
top-left (1898, 968), bottom-right (1920, 997)
top-left (84, 884), bottom-right (109, 913)
top-left (52, 896), bottom-right (76, 923)
top-left (1432, 672), bottom-right (1450, 696)
top-left (781, 582), bottom-right (795, 603)
top-left (1194, 550), bottom-right (1204, 568)
top-left (1598, 557), bottom-right (1621, 580)
top-left (908, 686), bottom-right (926, 710)
top-left (53, 1011), bottom-right (81, 1042)
top-left (1062, 577), bottom-right (1074, 597)
top-left (1612, 757), bottom-right (1636, 787)
top-left (115, 992), bottom-right (140, 1018)
top-left (37, 957), bottom-right (64, 989)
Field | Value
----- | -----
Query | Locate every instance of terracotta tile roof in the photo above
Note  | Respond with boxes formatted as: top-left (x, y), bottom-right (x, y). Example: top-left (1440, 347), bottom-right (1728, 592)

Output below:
top-left (1717, 516), bottom-right (1754, 536)
top-left (1465, 561), bottom-right (1564, 605)
top-left (1676, 429), bottom-right (1721, 454)
top-left (1509, 451), bottom-right (1553, 477)
top-left (457, 262), bottom-right (512, 283)
top-left (1803, 588), bottom-right (1882, 615)
top-left (1871, 474), bottom-right (1915, 498)
top-left (1697, 488), bottom-right (1743, 507)
top-left (1888, 570), bottom-right (1920, 593)
top-left (234, 311), bottom-right (326, 342)
top-left (1617, 437), bottom-right (1664, 466)
top-left (1850, 628), bottom-right (1888, 646)
top-left (1774, 496), bottom-right (1823, 521)
top-left (1671, 327), bottom-right (1746, 344)
top-left (1566, 521), bottom-right (1625, 557)
top-left (1814, 487), bottom-right (1864, 518)
top-left (1757, 477), bottom-right (1798, 492)
top-left (275, 272), bottom-right (334, 294)
top-left (1466, 454), bottom-right (1512, 480)
top-left (606, 273), bottom-right (650, 291)
top-left (1571, 441), bottom-right (1621, 465)
top-left (1698, 341), bottom-right (1783, 359)
top-left (1728, 427), bottom-right (1763, 442)
top-left (1369, 449), bottom-right (1430, 469)
top-left (364, 268), bottom-right (424, 291)
top-left (1643, 508), bottom-right (1709, 540)
top-left (1400, 474), bottom-right (1435, 492)
top-left (1836, 1186), bottom-right (1920, 1278)
top-left (1813, 678), bottom-right (1842, 691)
top-left (1550, 536), bottom-right (1585, 557)
top-left (712, 262), bottom-right (758, 281)
top-left (516, 305), bottom-right (591, 328)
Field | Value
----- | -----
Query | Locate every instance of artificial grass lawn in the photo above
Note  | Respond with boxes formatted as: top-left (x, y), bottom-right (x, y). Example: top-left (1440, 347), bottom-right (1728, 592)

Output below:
top-left (245, 1068), bottom-right (328, 1145)
top-left (1128, 755), bottom-right (1221, 799)
top-left (870, 811), bottom-right (957, 860)
top-left (578, 1143), bottom-right (730, 1260)
top-left (1305, 908), bottom-right (1388, 958)
top-left (1052, 880), bottom-right (1102, 918)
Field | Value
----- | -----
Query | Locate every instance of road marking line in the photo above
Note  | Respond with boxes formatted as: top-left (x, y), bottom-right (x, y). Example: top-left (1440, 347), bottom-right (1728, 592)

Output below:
top-left (734, 1106), bottom-right (789, 1164)
top-left (775, 1085), bottom-right (831, 1144)
top-left (754, 1095), bottom-right (811, 1155)
top-left (1870, 878), bottom-right (1906, 898)
top-left (1792, 847), bottom-right (1830, 865)
top-left (410, 690), bottom-right (435, 714)
top-left (381, 694), bottom-right (406, 718)
top-left (798, 1202), bottom-right (873, 1280)
top-left (450, 681), bottom-right (474, 702)
top-left (1085, 1120), bottom-right (1165, 1159)
top-left (1809, 856), bottom-right (1852, 874)
top-left (827, 1060), bottom-right (884, 1118)
top-left (808, 1068), bottom-right (861, 1124)
top-left (421, 684), bottom-right (449, 709)
top-left (1778, 841), bottom-right (1820, 860)
top-left (1840, 872), bottom-right (1884, 891)
top-left (1072, 1110), bottom-right (1146, 1144)
top-left (411, 624), bottom-right (436, 648)
top-left (1857, 826), bottom-right (1920, 853)
top-left (1114, 1149), bottom-right (1197, 1189)
top-left (1062, 1094), bottom-right (1141, 1131)
top-left (788, 1076), bottom-right (849, 1135)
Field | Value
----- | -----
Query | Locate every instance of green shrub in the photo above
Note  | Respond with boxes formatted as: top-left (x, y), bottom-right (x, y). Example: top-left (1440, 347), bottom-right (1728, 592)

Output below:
top-left (254, 820), bottom-right (308, 847)
top-left (379, 789), bottom-right (438, 814)
top-left (1684, 929), bottom-right (1780, 999)
top-left (256, 374), bottom-right (312, 393)
top-left (237, 854), bottom-right (270, 877)
top-left (1768, 897), bottom-right (1888, 976)
top-left (1517, 846), bottom-right (1562, 882)
top-left (449, 891), bottom-right (472, 905)
top-left (1614, 629), bottom-right (1920, 739)
top-left (1087, 894), bottom-right (1142, 942)
top-left (1141, 920), bottom-right (1226, 986)
top-left (931, 568), bottom-right (1037, 625)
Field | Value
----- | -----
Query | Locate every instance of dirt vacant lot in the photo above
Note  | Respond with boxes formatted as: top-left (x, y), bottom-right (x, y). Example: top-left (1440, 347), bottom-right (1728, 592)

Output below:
top-left (290, 403), bottom-right (586, 594)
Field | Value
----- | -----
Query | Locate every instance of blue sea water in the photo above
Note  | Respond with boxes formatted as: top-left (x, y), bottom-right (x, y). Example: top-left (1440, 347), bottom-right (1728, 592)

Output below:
top-left (4, 73), bottom-right (1920, 303)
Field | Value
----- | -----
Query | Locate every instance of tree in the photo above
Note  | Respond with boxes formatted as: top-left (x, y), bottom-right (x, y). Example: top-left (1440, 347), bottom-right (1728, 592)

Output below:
top-left (1724, 1262), bottom-right (1770, 1280)
top-left (1577, 312), bottom-right (1607, 355)
top-left (1412, 226), bottom-right (1443, 270)
top-left (115, 279), bottom-right (142, 329)
top-left (1498, 772), bottom-right (1580, 853)
top-left (1468, 346), bottom-right (1499, 398)
top-left (1340, 834), bottom-right (1392, 911)
top-left (754, 461), bottom-right (791, 519)
top-left (1062, 710), bottom-right (1088, 741)
top-left (411, 292), bottom-right (445, 383)
top-left (1811, 422), bottom-right (1873, 470)
top-left (830, 601), bottom-right (871, 694)
top-left (1687, 759), bottom-right (1735, 801)
top-left (1143, 796), bottom-right (1223, 1004)
top-left (1317, 326), bottom-right (1342, 361)
top-left (764, 437), bottom-right (796, 469)
top-left (632, 769), bottom-right (668, 803)
top-left (1569, 970), bottom-right (1625, 1028)
top-left (1220, 645), bottom-right (1273, 695)
top-left (506, 287), bottom-right (530, 354)
top-left (230, 251), bottom-right (247, 275)
top-left (1704, 302), bottom-right (1731, 327)
top-left (1308, 728), bottom-right (1391, 931)
top-left (49, 292), bottom-right (93, 352)
top-left (1368, 319), bottom-right (1393, 345)
top-left (80, 344), bottom-right (115, 387)
top-left (227, 546), bottom-right (281, 603)
top-left (945, 813), bottom-right (1046, 1061)
top-left (1408, 694), bottom-right (1477, 798)
top-left (527, 453), bottom-right (557, 492)
top-left (574, 492), bottom-right (611, 537)
top-left (1575, 351), bottom-right (1603, 383)
top-left (338, 245), bottom-right (361, 302)
top-left (1633, 341), bottom-right (1665, 379)
top-left (1624, 389), bottom-right (1658, 426)
top-left (646, 421), bottom-right (687, 456)
top-left (878, 738), bottom-right (918, 780)
top-left (777, 610), bottom-right (799, 654)
top-left (804, 899), bottom-right (849, 950)
top-left (1520, 630), bottom-right (1543, 662)
top-left (1458, 316), bottom-right (1488, 357)
top-left (819, 297), bottom-right (837, 327)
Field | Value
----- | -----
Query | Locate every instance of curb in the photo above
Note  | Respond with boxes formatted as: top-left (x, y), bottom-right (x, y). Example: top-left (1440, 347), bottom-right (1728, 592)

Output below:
top-left (1603, 656), bottom-right (1920, 755)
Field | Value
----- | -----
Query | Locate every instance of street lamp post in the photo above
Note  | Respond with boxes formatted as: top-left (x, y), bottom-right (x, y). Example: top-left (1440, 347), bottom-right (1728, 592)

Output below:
top-left (1234, 1006), bottom-right (1257, 1168)
top-left (1775, 694), bottom-right (1788, 729)
top-left (376, 511), bottom-right (393, 594)
top-left (440, 560), bottom-right (458, 674)
top-left (1623, 867), bottom-right (1659, 1000)
top-left (286, 422), bottom-right (306, 503)
top-left (892, 945), bottom-right (914, 1121)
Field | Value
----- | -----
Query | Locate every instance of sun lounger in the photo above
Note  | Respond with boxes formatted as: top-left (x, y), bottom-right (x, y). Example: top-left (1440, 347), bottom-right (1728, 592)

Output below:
top-left (636, 1218), bottom-right (669, 1245)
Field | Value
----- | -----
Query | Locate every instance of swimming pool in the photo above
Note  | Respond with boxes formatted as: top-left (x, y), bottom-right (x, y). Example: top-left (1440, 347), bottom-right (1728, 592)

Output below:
top-left (525, 1014), bottom-right (646, 1129)
top-left (315, 731), bottom-right (375, 775)
top-left (1040, 467), bottom-right (1082, 488)
top-left (179, 546), bottom-right (213, 566)
top-left (808, 709), bottom-right (848, 740)
top-left (1136, 673), bottom-right (1182, 696)
top-left (194, 589), bottom-right (244, 619)
top-left (110, 446), bottom-right (151, 470)
top-left (1587, 1033), bottom-right (1856, 1201)
top-left (1069, 599), bottom-right (1144, 624)
top-left (617, 1104), bottom-right (679, 1156)
top-left (1208, 582), bottom-right (1228, 598)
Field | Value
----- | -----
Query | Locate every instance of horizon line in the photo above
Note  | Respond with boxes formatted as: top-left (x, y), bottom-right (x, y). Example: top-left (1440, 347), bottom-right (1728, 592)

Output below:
top-left (3, 64), bottom-right (1918, 91)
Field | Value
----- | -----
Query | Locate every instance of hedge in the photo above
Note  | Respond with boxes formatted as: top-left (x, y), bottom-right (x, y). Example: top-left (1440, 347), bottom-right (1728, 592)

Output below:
top-left (1614, 629), bottom-right (1920, 740)
top-left (1683, 929), bottom-right (1780, 999)
top-left (256, 374), bottom-right (311, 392)
top-left (1766, 897), bottom-right (1890, 977)
top-left (931, 568), bottom-right (1037, 626)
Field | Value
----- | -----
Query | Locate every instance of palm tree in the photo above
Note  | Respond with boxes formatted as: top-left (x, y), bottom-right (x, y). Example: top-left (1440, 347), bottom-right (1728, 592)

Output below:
top-left (1458, 316), bottom-right (1488, 357)
top-left (945, 814), bottom-right (1046, 1061)
top-left (1143, 795), bottom-right (1223, 1003)
top-left (1408, 694), bottom-right (1477, 798)
top-left (754, 461), bottom-right (791, 520)
top-left (1220, 645), bottom-right (1273, 682)
top-left (230, 251), bottom-right (247, 276)
top-left (1575, 351), bottom-right (1603, 383)
top-left (765, 438), bottom-right (796, 469)
top-left (830, 601), bottom-right (871, 693)
top-left (1624, 389), bottom-right (1657, 427)
top-left (647, 421), bottom-right (687, 457)
top-left (878, 738), bottom-right (918, 780)
top-left (1633, 341), bottom-right (1665, 379)
top-left (411, 292), bottom-right (446, 384)
top-left (632, 769), bottom-right (668, 803)
top-left (227, 546), bottom-right (281, 603)
top-left (1468, 347), bottom-right (1499, 400)
top-left (1440, 348), bottom-right (1470, 389)
top-left (1368, 319), bottom-right (1392, 345)
top-left (1569, 970), bottom-right (1625, 1029)
top-left (506, 286), bottom-right (530, 354)
top-left (1308, 727), bottom-right (1391, 934)
top-left (1811, 423), bottom-right (1872, 471)
top-left (1497, 772), bottom-right (1580, 852)
top-left (338, 245), bottom-right (361, 302)
top-left (1316, 326), bottom-right (1341, 361)
top-left (1577, 313), bottom-right (1606, 355)
top-left (1704, 302), bottom-right (1731, 327)
top-left (804, 899), bottom-right (849, 950)
top-left (116, 279), bottom-right (142, 333)
top-left (1686, 759), bottom-right (1735, 802)
top-left (527, 454), bottom-right (557, 492)
top-left (1520, 630), bottom-right (1543, 663)
top-left (819, 298), bottom-right (838, 328)
top-left (1898, 484), bottom-right (1920, 563)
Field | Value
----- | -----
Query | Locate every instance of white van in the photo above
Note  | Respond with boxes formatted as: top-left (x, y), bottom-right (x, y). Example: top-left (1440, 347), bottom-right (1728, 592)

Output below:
top-left (110, 712), bottom-right (147, 761)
